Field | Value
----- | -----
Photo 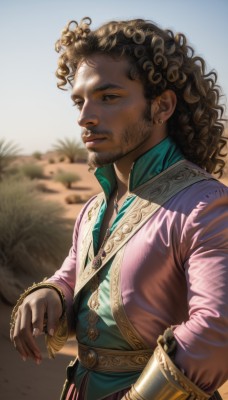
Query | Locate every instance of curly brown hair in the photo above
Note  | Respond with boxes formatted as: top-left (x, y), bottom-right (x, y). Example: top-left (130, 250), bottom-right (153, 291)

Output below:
top-left (55, 17), bottom-right (227, 176)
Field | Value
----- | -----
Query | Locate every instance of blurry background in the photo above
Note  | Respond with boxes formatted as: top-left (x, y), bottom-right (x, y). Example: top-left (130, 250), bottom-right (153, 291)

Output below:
top-left (1, 0), bottom-right (228, 155)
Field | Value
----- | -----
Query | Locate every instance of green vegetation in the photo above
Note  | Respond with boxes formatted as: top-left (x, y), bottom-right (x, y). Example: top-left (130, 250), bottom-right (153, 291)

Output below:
top-left (54, 170), bottom-right (81, 189)
top-left (53, 138), bottom-right (87, 163)
top-left (3, 164), bottom-right (20, 178)
top-left (32, 151), bottom-right (42, 160)
top-left (0, 138), bottom-right (20, 179)
top-left (20, 162), bottom-right (44, 179)
top-left (0, 178), bottom-right (73, 304)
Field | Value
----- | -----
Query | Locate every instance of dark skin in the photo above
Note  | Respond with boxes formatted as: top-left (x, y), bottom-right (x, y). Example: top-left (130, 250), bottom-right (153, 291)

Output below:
top-left (11, 54), bottom-right (176, 363)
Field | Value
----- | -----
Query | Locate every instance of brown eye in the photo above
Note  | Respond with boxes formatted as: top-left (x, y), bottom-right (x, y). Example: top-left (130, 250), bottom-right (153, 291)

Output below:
top-left (73, 100), bottom-right (83, 109)
top-left (102, 94), bottom-right (119, 101)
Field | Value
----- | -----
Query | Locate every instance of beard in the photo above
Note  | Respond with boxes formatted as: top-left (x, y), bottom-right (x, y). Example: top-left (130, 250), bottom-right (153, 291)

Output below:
top-left (85, 102), bottom-right (153, 169)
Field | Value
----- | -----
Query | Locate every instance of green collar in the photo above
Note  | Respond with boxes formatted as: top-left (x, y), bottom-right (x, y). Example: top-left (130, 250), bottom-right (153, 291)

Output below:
top-left (94, 137), bottom-right (184, 199)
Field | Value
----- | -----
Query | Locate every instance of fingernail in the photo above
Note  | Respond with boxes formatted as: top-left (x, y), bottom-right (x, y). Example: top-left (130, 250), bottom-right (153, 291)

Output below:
top-left (49, 328), bottom-right (54, 337)
top-left (33, 328), bottom-right (40, 337)
top-left (36, 358), bottom-right (41, 365)
top-left (22, 356), bottom-right (27, 362)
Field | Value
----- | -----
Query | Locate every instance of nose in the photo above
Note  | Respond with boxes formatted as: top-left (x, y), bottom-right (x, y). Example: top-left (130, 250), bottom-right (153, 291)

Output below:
top-left (77, 102), bottom-right (99, 128)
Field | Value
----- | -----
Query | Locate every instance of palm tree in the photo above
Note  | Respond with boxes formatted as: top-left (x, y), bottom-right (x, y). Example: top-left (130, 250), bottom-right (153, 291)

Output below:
top-left (0, 139), bottom-right (20, 179)
top-left (53, 138), bottom-right (87, 163)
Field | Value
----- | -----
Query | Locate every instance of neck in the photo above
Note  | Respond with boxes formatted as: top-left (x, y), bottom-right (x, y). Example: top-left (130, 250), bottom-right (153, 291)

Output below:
top-left (113, 133), bottom-right (168, 195)
top-left (113, 163), bottom-right (132, 197)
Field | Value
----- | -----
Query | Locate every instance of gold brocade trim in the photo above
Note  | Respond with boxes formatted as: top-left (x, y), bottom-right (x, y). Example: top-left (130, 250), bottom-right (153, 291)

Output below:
top-left (87, 242), bottom-right (94, 263)
top-left (45, 315), bottom-right (68, 359)
top-left (123, 387), bottom-right (145, 400)
top-left (77, 342), bottom-right (152, 372)
top-left (123, 330), bottom-right (210, 400)
top-left (154, 342), bottom-right (210, 400)
top-left (86, 274), bottom-right (100, 341)
top-left (110, 248), bottom-right (149, 350)
top-left (74, 160), bottom-right (211, 298)
top-left (78, 193), bottom-right (104, 280)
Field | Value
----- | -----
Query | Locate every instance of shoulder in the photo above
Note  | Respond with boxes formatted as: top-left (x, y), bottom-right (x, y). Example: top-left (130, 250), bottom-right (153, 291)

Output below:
top-left (175, 178), bottom-right (227, 247)
top-left (167, 166), bottom-right (227, 217)
top-left (161, 166), bottom-right (228, 242)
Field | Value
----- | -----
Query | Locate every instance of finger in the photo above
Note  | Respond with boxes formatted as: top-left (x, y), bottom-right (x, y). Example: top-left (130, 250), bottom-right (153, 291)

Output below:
top-left (12, 308), bottom-right (30, 360)
top-left (31, 300), bottom-right (46, 335)
top-left (46, 298), bottom-right (62, 336)
top-left (20, 304), bottom-right (43, 361)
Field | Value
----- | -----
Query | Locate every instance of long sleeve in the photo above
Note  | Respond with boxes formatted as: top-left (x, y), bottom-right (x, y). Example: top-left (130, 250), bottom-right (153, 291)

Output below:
top-left (174, 186), bottom-right (228, 393)
top-left (118, 179), bottom-right (228, 396)
top-left (47, 196), bottom-right (97, 331)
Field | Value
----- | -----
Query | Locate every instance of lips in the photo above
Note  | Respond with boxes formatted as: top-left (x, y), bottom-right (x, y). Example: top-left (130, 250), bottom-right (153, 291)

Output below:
top-left (82, 130), bottom-right (108, 145)
top-left (83, 135), bottom-right (105, 143)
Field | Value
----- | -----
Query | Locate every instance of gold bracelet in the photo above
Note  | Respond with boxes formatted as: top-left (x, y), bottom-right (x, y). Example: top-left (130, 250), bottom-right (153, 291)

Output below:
top-left (10, 280), bottom-right (68, 358)
top-left (122, 328), bottom-right (210, 400)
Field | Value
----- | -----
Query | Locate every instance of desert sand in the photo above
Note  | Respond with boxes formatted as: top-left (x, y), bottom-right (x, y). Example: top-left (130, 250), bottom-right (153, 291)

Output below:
top-left (0, 156), bottom-right (227, 399)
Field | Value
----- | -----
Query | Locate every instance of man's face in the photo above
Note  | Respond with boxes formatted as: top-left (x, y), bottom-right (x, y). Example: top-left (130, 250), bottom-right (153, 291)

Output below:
top-left (72, 54), bottom-right (160, 168)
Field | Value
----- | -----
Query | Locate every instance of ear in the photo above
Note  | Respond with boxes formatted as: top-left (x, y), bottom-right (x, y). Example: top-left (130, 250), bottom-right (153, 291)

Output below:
top-left (152, 90), bottom-right (177, 125)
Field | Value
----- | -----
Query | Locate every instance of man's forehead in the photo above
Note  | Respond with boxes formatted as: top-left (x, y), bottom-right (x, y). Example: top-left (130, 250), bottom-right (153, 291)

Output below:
top-left (72, 54), bottom-right (133, 94)
top-left (75, 54), bottom-right (130, 79)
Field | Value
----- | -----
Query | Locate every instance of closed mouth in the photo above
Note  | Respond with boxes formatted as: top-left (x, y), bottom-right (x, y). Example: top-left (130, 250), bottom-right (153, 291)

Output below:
top-left (82, 131), bottom-right (108, 144)
top-left (83, 135), bottom-right (106, 143)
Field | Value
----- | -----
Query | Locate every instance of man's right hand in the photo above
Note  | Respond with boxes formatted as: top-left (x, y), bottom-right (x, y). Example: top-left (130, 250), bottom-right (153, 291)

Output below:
top-left (10, 288), bottom-right (63, 364)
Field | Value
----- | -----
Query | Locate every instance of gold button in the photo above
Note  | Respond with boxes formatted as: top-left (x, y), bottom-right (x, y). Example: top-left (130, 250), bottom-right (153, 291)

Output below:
top-left (87, 328), bottom-right (99, 341)
top-left (85, 349), bottom-right (98, 368)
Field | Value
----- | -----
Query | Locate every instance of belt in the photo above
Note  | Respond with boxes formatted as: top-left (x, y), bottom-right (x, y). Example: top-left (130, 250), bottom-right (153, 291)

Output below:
top-left (77, 343), bottom-right (153, 372)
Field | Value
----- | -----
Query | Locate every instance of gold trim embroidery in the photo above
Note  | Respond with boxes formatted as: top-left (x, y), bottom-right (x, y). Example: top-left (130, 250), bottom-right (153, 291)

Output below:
top-left (74, 160), bottom-right (210, 298)
top-left (77, 342), bottom-right (153, 372)
top-left (153, 343), bottom-right (210, 400)
top-left (86, 274), bottom-right (100, 341)
top-left (85, 228), bottom-right (112, 341)
top-left (78, 193), bottom-right (104, 280)
top-left (110, 248), bottom-right (149, 350)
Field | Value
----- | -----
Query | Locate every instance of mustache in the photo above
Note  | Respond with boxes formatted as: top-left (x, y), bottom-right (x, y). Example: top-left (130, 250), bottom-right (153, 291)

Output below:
top-left (81, 128), bottom-right (112, 138)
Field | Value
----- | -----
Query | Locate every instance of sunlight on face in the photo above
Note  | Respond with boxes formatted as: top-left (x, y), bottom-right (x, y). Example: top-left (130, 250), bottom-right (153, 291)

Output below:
top-left (72, 54), bottom-right (164, 169)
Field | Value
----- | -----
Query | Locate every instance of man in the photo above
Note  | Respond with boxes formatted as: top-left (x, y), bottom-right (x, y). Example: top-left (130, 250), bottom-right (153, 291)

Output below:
top-left (10, 17), bottom-right (228, 400)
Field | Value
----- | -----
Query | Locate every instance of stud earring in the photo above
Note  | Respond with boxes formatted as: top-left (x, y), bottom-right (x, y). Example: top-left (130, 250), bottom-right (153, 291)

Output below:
top-left (157, 119), bottom-right (163, 125)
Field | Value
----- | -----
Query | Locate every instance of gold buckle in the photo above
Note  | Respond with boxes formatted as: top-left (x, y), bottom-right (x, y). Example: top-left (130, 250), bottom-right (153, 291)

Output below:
top-left (80, 348), bottom-right (98, 369)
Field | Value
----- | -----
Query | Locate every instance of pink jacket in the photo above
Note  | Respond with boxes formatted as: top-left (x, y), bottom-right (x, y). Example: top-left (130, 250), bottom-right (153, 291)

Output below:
top-left (49, 177), bottom-right (228, 394)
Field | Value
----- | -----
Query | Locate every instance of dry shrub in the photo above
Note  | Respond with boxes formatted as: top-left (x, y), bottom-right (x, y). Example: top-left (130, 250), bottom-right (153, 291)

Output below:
top-left (32, 151), bottom-right (42, 160)
top-left (55, 170), bottom-right (81, 189)
top-left (20, 163), bottom-right (44, 180)
top-left (35, 182), bottom-right (48, 192)
top-left (0, 178), bottom-right (73, 304)
top-left (65, 193), bottom-right (84, 204)
top-left (0, 138), bottom-right (20, 179)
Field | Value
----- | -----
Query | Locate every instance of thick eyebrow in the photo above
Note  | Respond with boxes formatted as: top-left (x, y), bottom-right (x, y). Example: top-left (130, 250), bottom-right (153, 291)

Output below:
top-left (93, 83), bottom-right (124, 93)
top-left (71, 83), bottom-right (124, 101)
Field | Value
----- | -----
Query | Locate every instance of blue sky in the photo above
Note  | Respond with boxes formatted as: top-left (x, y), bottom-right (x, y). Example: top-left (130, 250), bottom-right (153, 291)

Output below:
top-left (1, 0), bottom-right (227, 154)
